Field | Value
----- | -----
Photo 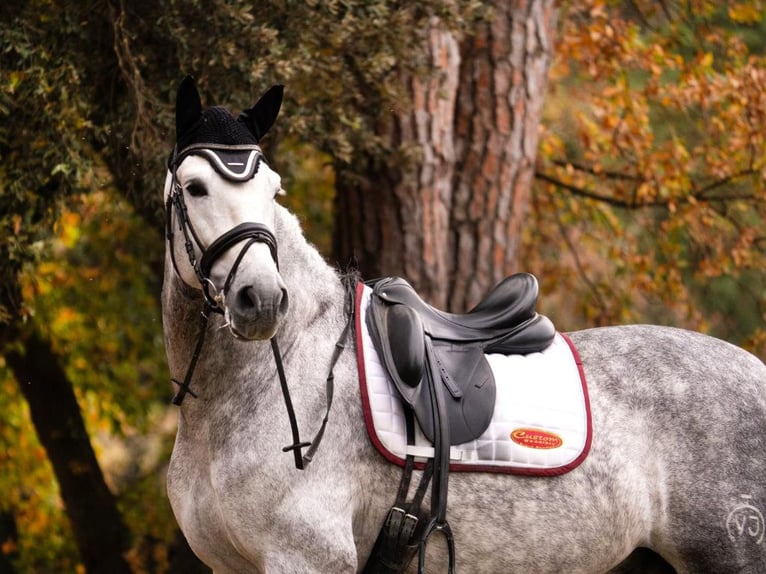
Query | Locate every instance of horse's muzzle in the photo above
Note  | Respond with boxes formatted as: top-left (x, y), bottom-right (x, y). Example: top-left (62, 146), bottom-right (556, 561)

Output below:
top-left (226, 281), bottom-right (289, 340)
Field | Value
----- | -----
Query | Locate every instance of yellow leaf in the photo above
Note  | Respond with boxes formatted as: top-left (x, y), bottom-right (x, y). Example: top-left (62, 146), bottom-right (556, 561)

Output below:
top-left (8, 71), bottom-right (22, 94)
top-left (728, 3), bottom-right (762, 23)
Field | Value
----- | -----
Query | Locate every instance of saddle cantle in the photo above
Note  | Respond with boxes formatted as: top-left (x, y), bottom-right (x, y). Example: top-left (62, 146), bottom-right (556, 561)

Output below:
top-left (365, 273), bottom-right (556, 445)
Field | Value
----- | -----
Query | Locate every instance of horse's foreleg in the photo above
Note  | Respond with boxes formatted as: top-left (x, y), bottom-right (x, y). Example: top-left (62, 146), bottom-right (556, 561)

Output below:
top-left (262, 490), bottom-right (359, 573)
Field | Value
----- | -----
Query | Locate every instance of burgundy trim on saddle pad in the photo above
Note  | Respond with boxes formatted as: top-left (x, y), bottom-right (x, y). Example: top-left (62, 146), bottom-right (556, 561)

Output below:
top-left (354, 281), bottom-right (593, 476)
top-left (355, 282), bottom-right (404, 468)
top-left (552, 332), bottom-right (592, 475)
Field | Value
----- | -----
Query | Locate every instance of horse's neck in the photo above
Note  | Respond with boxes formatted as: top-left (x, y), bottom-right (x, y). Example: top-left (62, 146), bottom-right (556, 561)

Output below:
top-left (162, 205), bottom-right (344, 410)
top-left (271, 205), bottom-right (345, 342)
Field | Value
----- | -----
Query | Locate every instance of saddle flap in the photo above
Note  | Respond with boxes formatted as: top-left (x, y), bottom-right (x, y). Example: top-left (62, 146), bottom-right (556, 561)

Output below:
top-left (367, 288), bottom-right (496, 445)
top-left (428, 344), bottom-right (495, 445)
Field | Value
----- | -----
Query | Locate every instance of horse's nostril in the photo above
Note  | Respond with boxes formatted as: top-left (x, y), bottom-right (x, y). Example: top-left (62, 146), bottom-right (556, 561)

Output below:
top-left (237, 286), bottom-right (258, 310)
top-left (234, 286), bottom-right (286, 315)
top-left (279, 288), bottom-right (289, 315)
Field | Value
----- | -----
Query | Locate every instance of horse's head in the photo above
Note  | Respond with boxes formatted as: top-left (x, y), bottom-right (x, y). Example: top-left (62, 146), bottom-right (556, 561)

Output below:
top-left (165, 76), bottom-right (288, 340)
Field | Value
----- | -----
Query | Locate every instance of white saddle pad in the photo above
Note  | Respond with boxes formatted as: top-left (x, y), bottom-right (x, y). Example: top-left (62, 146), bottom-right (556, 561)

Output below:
top-left (354, 283), bottom-right (592, 475)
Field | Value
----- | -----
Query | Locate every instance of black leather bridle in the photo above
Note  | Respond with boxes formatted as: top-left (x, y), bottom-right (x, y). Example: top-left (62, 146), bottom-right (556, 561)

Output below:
top-left (165, 143), bottom-right (352, 470)
top-left (165, 143), bottom-right (278, 313)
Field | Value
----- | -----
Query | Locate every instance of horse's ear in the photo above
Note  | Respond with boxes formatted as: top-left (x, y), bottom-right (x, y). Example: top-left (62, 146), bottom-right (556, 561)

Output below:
top-left (238, 85), bottom-right (284, 142)
top-left (176, 75), bottom-right (202, 140)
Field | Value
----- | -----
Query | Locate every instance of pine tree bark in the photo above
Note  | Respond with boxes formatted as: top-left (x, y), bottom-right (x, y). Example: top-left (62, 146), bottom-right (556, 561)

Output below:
top-left (333, 21), bottom-right (460, 309)
top-left (333, 0), bottom-right (556, 311)
top-left (449, 0), bottom-right (556, 310)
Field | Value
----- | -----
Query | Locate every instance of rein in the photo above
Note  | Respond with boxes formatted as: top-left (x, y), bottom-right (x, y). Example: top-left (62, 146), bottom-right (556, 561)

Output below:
top-left (166, 144), bottom-right (353, 469)
top-left (275, 277), bottom-right (356, 469)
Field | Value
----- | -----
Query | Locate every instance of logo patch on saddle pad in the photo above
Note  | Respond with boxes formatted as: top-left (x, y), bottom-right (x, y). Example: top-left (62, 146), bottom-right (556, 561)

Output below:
top-left (355, 283), bottom-right (592, 476)
top-left (510, 428), bottom-right (564, 450)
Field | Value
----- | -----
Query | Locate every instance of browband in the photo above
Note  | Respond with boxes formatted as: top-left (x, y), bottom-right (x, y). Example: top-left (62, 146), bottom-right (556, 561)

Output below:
top-left (170, 143), bottom-right (263, 182)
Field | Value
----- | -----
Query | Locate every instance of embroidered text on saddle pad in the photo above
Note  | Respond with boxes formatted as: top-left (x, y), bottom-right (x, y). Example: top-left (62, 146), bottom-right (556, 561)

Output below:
top-left (355, 283), bottom-right (592, 476)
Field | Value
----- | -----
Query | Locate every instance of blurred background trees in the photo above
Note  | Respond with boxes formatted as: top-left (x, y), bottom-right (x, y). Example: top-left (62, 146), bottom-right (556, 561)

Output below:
top-left (0, 0), bottom-right (763, 570)
top-left (533, 0), bottom-right (766, 347)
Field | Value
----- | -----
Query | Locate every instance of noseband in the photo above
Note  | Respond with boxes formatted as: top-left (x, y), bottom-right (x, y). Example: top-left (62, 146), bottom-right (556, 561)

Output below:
top-left (165, 143), bottom-right (278, 314)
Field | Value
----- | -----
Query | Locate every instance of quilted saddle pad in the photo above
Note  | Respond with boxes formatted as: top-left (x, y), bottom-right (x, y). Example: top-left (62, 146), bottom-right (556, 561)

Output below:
top-left (355, 283), bottom-right (592, 476)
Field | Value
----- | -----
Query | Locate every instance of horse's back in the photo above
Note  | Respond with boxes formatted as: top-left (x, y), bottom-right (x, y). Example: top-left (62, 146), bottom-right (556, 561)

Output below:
top-left (570, 325), bottom-right (766, 573)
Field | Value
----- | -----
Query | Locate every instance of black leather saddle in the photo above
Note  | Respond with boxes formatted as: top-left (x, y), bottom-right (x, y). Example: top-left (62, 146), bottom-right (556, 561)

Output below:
top-left (364, 273), bottom-right (556, 574)
top-left (366, 273), bottom-right (555, 445)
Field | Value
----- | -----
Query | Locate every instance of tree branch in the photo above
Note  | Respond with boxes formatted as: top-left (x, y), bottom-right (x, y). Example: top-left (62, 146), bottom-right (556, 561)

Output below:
top-left (552, 206), bottom-right (611, 325)
top-left (695, 168), bottom-right (763, 199)
top-left (536, 166), bottom-right (765, 209)
top-left (549, 158), bottom-right (640, 182)
top-left (534, 169), bottom-right (642, 208)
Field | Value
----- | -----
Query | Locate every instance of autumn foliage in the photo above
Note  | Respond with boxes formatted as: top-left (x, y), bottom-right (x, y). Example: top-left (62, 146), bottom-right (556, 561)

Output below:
top-left (531, 0), bottom-right (766, 356)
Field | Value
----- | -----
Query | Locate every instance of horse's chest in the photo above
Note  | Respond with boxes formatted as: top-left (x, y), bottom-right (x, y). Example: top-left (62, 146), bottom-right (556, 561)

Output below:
top-left (168, 435), bottom-right (285, 568)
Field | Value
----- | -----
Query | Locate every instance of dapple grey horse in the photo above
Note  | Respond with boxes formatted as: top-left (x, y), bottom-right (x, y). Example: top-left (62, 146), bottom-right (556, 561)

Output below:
top-left (163, 78), bottom-right (766, 573)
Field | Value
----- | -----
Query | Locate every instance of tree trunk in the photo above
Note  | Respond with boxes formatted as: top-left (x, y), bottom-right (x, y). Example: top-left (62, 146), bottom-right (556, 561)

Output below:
top-left (167, 530), bottom-right (213, 574)
top-left (449, 0), bottom-right (556, 310)
top-left (333, 20), bottom-right (460, 309)
top-left (333, 0), bottom-right (557, 311)
top-left (3, 325), bottom-right (132, 574)
top-left (0, 511), bottom-right (18, 574)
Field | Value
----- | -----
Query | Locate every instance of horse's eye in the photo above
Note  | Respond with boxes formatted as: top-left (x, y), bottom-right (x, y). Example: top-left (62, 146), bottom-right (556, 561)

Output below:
top-left (186, 182), bottom-right (208, 197)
